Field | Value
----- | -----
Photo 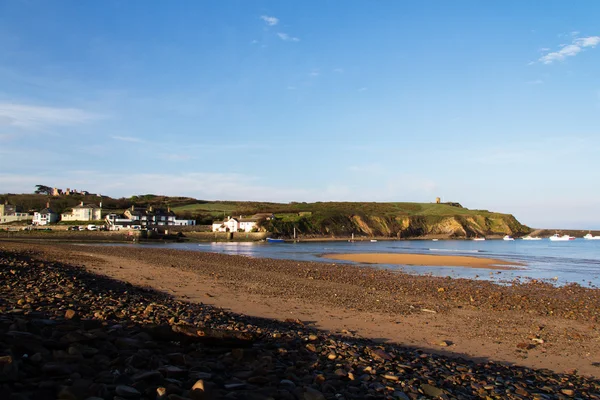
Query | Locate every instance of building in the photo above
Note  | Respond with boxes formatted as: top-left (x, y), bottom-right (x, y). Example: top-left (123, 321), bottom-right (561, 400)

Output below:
top-left (32, 203), bottom-right (59, 226)
top-left (212, 215), bottom-right (265, 233)
top-left (61, 202), bottom-right (102, 221)
top-left (0, 203), bottom-right (33, 224)
top-left (110, 206), bottom-right (195, 228)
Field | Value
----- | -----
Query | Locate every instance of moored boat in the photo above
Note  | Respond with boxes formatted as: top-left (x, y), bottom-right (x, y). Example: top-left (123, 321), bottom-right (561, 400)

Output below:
top-left (522, 235), bottom-right (542, 241)
top-left (549, 234), bottom-right (575, 241)
top-left (473, 237), bottom-right (486, 241)
top-left (503, 235), bottom-right (514, 241)
top-left (266, 238), bottom-right (285, 243)
top-left (583, 233), bottom-right (600, 240)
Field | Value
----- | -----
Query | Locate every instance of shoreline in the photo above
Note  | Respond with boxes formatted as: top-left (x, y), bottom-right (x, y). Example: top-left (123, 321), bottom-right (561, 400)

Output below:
top-left (322, 252), bottom-right (524, 269)
top-left (3, 243), bottom-right (600, 398)
top-left (1, 241), bottom-right (599, 377)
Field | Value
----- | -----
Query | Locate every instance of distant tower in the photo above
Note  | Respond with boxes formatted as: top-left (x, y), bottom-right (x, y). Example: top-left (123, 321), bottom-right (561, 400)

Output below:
top-left (436, 197), bottom-right (441, 204)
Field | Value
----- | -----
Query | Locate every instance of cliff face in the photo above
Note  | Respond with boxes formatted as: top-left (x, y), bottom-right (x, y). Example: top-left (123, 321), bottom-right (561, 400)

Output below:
top-left (264, 213), bottom-right (530, 239)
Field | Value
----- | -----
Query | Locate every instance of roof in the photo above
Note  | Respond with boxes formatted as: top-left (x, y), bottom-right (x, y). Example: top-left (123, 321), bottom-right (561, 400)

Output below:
top-left (239, 218), bottom-right (259, 223)
top-left (38, 208), bottom-right (56, 214)
top-left (73, 203), bottom-right (100, 209)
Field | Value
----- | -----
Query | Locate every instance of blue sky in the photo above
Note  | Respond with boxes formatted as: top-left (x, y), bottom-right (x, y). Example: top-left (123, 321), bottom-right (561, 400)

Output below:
top-left (1, 1), bottom-right (599, 228)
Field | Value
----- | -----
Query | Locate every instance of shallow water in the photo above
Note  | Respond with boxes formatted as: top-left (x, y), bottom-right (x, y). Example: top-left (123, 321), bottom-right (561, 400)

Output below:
top-left (103, 239), bottom-right (600, 287)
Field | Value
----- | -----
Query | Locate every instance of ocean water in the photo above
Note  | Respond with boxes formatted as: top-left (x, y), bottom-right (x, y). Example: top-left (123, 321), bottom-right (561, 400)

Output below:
top-left (113, 239), bottom-right (600, 287)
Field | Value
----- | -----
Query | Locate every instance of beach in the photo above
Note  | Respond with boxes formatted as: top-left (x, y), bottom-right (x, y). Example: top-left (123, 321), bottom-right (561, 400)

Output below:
top-left (322, 252), bottom-right (523, 269)
top-left (1, 241), bottom-right (599, 380)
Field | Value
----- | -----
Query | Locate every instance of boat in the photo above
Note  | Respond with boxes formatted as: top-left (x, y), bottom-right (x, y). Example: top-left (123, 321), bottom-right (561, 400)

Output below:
top-left (503, 235), bottom-right (514, 241)
top-left (473, 237), bottom-right (486, 241)
top-left (549, 234), bottom-right (575, 241)
top-left (522, 235), bottom-right (542, 241)
top-left (266, 238), bottom-right (285, 243)
top-left (370, 239), bottom-right (378, 243)
top-left (432, 239), bottom-right (439, 242)
top-left (583, 233), bottom-right (600, 240)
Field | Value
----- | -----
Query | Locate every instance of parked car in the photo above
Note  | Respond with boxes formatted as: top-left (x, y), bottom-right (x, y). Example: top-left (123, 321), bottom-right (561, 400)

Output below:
top-left (87, 225), bottom-right (98, 231)
top-left (67, 226), bottom-right (79, 231)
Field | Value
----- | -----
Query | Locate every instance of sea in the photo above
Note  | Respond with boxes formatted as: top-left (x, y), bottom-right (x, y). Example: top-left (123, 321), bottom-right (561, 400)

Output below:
top-left (113, 238), bottom-right (600, 288)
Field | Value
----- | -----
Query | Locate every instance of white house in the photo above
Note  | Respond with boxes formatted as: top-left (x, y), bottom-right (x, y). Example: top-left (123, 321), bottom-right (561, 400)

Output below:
top-left (33, 204), bottom-right (59, 226)
top-left (61, 202), bottom-right (102, 221)
top-left (212, 215), bottom-right (263, 233)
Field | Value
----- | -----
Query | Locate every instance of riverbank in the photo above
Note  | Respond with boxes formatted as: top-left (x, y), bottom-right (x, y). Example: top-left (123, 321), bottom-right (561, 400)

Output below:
top-left (2, 241), bottom-right (599, 380)
top-left (322, 253), bottom-right (523, 269)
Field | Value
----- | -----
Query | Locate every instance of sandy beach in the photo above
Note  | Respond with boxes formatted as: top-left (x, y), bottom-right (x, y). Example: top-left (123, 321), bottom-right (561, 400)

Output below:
top-left (322, 252), bottom-right (523, 269)
top-left (1, 241), bottom-right (599, 379)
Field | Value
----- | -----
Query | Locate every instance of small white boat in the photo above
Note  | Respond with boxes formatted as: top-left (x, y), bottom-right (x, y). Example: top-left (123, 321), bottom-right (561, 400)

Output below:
top-left (522, 235), bottom-right (542, 241)
top-left (473, 237), bottom-right (486, 241)
top-left (549, 234), bottom-right (575, 241)
top-left (503, 235), bottom-right (514, 241)
top-left (583, 233), bottom-right (600, 240)
top-left (432, 239), bottom-right (439, 241)
top-left (370, 239), bottom-right (377, 242)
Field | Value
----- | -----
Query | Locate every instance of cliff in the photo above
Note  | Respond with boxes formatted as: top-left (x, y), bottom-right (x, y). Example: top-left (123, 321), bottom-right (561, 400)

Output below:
top-left (260, 204), bottom-right (530, 239)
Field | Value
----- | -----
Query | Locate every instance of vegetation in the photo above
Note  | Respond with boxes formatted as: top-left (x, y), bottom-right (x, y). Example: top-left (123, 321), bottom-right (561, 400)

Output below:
top-left (1, 189), bottom-right (530, 238)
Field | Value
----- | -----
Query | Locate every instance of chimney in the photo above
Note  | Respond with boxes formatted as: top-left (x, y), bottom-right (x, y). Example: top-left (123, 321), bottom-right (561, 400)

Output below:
top-left (46, 201), bottom-right (50, 209)
top-left (80, 201), bottom-right (84, 206)
top-left (99, 201), bottom-right (102, 208)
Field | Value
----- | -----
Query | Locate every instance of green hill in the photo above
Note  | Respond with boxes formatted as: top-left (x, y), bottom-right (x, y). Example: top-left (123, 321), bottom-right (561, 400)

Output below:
top-left (1, 193), bottom-right (530, 238)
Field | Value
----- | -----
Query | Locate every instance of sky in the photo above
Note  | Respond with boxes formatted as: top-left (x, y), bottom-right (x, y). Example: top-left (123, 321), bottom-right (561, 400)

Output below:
top-left (0, 1), bottom-right (599, 229)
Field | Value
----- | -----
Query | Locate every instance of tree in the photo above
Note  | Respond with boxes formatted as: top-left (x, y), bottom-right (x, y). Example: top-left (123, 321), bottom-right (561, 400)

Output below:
top-left (34, 185), bottom-right (53, 195)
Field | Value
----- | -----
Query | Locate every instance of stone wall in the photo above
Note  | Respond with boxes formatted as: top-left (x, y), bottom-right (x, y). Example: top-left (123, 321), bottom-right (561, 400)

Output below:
top-left (183, 231), bottom-right (269, 241)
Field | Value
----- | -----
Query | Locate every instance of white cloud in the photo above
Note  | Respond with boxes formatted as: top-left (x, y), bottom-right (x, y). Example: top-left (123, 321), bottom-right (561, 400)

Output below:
top-left (309, 69), bottom-right (320, 77)
top-left (260, 15), bottom-right (279, 26)
top-left (527, 79), bottom-right (544, 85)
top-left (0, 102), bottom-right (100, 130)
top-left (111, 135), bottom-right (144, 143)
top-left (539, 35), bottom-right (600, 64)
top-left (277, 33), bottom-right (300, 42)
top-left (358, 87), bottom-right (368, 92)
top-left (286, 86), bottom-right (296, 90)
top-left (333, 68), bottom-right (344, 73)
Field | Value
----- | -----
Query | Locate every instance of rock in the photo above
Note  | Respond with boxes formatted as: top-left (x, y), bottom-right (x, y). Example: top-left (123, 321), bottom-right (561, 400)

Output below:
top-left (420, 384), bottom-right (445, 397)
top-left (65, 309), bottom-right (77, 320)
top-left (370, 349), bottom-right (393, 361)
top-left (560, 389), bottom-right (575, 396)
top-left (115, 385), bottom-right (141, 398)
top-left (304, 387), bottom-right (326, 400)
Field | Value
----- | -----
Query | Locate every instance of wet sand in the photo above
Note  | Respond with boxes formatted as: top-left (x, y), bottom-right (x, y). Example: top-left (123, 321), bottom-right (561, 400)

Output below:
top-left (323, 252), bottom-right (523, 269)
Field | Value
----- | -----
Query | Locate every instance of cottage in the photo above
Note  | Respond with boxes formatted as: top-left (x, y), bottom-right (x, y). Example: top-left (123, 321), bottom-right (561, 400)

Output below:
top-left (61, 202), bottom-right (102, 221)
top-left (212, 215), bottom-right (262, 233)
top-left (33, 203), bottom-right (59, 226)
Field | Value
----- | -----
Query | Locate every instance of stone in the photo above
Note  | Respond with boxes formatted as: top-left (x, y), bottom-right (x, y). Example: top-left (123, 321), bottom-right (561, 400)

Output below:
top-left (304, 387), bottom-right (326, 400)
top-left (115, 385), bottom-right (141, 398)
top-left (65, 309), bottom-right (77, 320)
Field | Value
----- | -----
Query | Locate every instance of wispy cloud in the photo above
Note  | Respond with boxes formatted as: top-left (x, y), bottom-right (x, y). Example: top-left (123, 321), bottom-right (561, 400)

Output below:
top-left (539, 35), bottom-right (600, 64)
top-left (527, 79), bottom-right (544, 85)
top-left (358, 87), bottom-right (368, 92)
top-left (0, 102), bottom-right (100, 130)
top-left (309, 69), bottom-right (320, 77)
top-left (277, 32), bottom-right (300, 42)
top-left (333, 68), bottom-right (344, 73)
top-left (286, 86), bottom-right (296, 90)
top-left (111, 135), bottom-right (144, 143)
top-left (260, 15), bottom-right (279, 26)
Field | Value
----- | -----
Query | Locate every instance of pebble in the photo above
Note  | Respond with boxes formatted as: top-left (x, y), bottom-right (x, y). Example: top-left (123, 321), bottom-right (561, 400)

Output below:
top-left (0, 246), bottom-right (598, 400)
